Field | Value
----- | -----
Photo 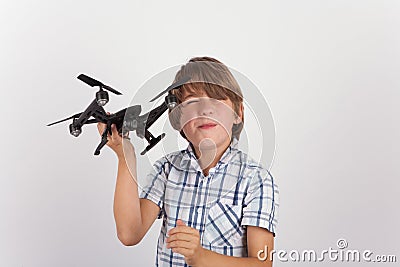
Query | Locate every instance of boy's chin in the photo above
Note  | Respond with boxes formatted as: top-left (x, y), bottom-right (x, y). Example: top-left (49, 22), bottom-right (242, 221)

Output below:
top-left (198, 138), bottom-right (217, 149)
top-left (191, 136), bottom-right (229, 149)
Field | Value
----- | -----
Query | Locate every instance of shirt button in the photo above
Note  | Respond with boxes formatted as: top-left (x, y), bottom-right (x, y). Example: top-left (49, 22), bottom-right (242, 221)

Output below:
top-left (196, 206), bottom-right (202, 213)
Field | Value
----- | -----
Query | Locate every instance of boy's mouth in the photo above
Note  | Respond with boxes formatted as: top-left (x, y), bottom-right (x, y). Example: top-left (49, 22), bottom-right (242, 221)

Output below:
top-left (198, 122), bottom-right (217, 130)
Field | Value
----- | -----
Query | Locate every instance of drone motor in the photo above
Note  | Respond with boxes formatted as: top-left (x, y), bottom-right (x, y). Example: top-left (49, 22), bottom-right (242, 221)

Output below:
top-left (96, 90), bottom-right (109, 106)
top-left (69, 123), bottom-right (82, 137)
top-left (165, 94), bottom-right (178, 110)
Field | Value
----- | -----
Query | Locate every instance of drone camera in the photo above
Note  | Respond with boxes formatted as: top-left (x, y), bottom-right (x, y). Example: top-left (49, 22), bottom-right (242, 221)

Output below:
top-left (96, 90), bottom-right (109, 106)
top-left (69, 123), bottom-right (82, 137)
top-left (165, 94), bottom-right (178, 110)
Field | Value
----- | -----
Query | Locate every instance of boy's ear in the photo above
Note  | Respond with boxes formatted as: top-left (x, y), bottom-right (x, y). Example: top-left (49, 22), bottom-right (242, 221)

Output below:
top-left (234, 103), bottom-right (244, 124)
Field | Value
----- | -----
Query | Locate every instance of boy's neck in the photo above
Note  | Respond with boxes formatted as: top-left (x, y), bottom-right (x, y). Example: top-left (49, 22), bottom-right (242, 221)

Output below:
top-left (192, 138), bottom-right (232, 176)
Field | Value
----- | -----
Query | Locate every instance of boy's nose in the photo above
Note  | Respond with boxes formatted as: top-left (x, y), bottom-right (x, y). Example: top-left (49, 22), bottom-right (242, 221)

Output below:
top-left (199, 102), bottom-right (215, 116)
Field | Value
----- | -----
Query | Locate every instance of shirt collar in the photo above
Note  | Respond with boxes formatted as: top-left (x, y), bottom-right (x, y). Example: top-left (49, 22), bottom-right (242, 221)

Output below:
top-left (180, 137), bottom-right (239, 171)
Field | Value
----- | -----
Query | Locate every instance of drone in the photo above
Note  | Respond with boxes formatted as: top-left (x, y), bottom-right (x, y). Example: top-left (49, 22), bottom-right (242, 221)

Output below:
top-left (47, 74), bottom-right (190, 156)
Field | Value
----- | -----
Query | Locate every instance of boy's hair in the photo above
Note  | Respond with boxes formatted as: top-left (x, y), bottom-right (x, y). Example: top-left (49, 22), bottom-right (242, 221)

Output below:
top-left (169, 56), bottom-right (244, 141)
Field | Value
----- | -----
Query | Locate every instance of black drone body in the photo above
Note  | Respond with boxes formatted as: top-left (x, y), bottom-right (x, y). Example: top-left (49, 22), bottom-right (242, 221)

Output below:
top-left (47, 74), bottom-right (190, 156)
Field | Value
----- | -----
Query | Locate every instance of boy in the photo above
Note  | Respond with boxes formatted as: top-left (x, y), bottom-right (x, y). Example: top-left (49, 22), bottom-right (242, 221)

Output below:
top-left (98, 57), bottom-right (279, 267)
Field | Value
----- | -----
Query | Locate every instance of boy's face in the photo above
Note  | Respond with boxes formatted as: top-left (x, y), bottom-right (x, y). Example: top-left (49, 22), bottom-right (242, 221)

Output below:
top-left (178, 90), bottom-right (242, 150)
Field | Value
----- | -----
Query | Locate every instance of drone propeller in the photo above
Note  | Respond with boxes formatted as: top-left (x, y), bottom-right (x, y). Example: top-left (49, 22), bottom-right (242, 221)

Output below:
top-left (149, 76), bottom-right (191, 102)
top-left (77, 74), bottom-right (123, 95)
top-left (46, 112), bottom-right (83, 126)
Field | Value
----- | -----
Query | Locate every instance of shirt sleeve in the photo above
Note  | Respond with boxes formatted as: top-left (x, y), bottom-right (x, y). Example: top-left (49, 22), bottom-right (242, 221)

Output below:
top-left (241, 167), bottom-right (279, 236)
top-left (139, 157), bottom-right (169, 219)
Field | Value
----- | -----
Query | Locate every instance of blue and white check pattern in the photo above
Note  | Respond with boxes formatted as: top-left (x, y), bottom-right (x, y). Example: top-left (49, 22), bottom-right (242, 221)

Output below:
top-left (139, 138), bottom-right (279, 267)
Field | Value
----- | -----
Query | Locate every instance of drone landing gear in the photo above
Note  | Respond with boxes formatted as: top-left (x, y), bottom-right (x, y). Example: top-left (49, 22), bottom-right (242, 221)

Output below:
top-left (94, 121), bottom-right (112, 155)
top-left (140, 130), bottom-right (165, 155)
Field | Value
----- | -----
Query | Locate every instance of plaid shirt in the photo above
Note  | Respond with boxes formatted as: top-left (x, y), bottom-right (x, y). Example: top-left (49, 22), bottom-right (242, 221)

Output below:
top-left (139, 138), bottom-right (279, 267)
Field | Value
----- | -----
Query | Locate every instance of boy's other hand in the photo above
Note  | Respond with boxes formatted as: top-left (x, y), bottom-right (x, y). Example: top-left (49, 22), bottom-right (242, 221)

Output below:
top-left (166, 219), bottom-right (205, 266)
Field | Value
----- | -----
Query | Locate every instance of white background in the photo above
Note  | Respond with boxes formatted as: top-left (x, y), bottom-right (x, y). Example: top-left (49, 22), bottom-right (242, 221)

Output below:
top-left (1, 0), bottom-right (399, 266)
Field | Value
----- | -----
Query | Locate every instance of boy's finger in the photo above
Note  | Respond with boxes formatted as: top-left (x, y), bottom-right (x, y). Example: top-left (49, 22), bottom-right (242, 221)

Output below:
top-left (111, 124), bottom-right (120, 140)
top-left (111, 124), bottom-right (118, 134)
top-left (168, 225), bottom-right (196, 236)
top-left (167, 239), bottom-right (195, 250)
top-left (97, 122), bottom-right (106, 134)
top-left (166, 232), bottom-right (194, 243)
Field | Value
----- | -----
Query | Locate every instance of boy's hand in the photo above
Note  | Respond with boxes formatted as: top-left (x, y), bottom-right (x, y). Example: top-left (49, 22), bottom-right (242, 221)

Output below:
top-left (97, 112), bottom-right (134, 158)
top-left (166, 219), bottom-right (205, 267)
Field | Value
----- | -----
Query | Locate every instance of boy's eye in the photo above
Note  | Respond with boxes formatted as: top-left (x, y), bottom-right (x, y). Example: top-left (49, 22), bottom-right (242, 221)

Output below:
top-left (182, 98), bottom-right (200, 107)
top-left (187, 99), bottom-right (199, 104)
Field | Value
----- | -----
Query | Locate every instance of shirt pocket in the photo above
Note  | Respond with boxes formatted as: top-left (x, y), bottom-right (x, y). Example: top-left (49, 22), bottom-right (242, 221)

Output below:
top-left (204, 199), bottom-right (244, 247)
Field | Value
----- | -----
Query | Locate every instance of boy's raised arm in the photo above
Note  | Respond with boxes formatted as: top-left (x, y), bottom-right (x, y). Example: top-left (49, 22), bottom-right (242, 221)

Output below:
top-left (97, 122), bottom-right (160, 246)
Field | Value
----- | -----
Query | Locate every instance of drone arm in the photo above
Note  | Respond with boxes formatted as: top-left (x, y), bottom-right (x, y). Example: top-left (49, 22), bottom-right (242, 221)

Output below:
top-left (90, 105), bottom-right (109, 123)
top-left (72, 99), bottom-right (104, 129)
top-left (143, 102), bottom-right (168, 129)
top-left (84, 119), bottom-right (98, 124)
